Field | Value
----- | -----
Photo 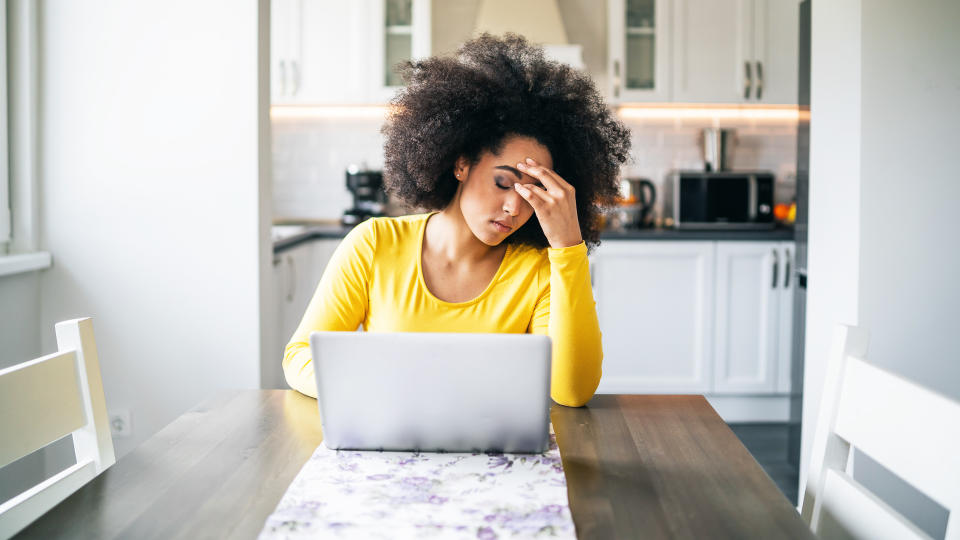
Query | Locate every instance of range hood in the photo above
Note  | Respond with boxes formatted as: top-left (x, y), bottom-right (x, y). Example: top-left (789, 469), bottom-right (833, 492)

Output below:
top-left (474, 0), bottom-right (584, 69)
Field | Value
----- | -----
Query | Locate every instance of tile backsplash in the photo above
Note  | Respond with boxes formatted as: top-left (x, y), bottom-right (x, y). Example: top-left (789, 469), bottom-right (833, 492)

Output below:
top-left (272, 113), bottom-right (797, 222)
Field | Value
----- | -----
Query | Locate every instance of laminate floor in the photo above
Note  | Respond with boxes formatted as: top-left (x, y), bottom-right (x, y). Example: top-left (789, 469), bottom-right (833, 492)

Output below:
top-left (728, 422), bottom-right (799, 506)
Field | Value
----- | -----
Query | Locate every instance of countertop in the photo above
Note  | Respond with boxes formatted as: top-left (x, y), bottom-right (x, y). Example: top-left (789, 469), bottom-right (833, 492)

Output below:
top-left (272, 221), bottom-right (795, 254)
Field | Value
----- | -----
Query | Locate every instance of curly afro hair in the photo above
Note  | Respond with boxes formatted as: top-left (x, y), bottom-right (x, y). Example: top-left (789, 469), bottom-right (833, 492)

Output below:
top-left (381, 32), bottom-right (632, 250)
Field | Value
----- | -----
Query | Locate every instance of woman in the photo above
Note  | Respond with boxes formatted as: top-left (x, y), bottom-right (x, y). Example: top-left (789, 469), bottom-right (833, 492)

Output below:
top-left (283, 33), bottom-right (631, 407)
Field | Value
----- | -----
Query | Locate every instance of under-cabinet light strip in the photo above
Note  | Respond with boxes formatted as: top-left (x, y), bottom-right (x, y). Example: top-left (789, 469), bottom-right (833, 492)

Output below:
top-left (270, 104), bottom-right (801, 121)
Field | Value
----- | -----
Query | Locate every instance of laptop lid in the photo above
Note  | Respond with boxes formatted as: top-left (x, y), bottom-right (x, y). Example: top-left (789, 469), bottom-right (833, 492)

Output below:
top-left (309, 331), bottom-right (552, 453)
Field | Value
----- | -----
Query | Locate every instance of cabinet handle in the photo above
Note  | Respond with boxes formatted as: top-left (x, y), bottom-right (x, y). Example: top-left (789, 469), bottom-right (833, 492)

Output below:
top-left (292, 60), bottom-right (301, 95)
top-left (755, 61), bottom-right (764, 100)
top-left (286, 254), bottom-right (296, 302)
top-left (771, 248), bottom-right (779, 289)
top-left (744, 61), bottom-right (753, 100)
top-left (279, 59), bottom-right (287, 96)
top-left (783, 248), bottom-right (791, 288)
top-left (613, 59), bottom-right (621, 98)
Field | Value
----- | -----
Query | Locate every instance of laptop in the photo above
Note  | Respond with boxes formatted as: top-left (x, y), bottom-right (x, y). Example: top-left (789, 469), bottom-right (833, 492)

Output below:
top-left (309, 331), bottom-right (552, 453)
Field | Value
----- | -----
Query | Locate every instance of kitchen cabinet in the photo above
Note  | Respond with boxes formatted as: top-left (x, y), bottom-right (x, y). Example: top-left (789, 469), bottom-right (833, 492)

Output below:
top-left (593, 241), bottom-right (716, 393)
top-left (670, 0), bottom-right (798, 104)
top-left (712, 242), bottom-right (780, 393)
top-left (265, 238), bottom-right (341, 389)
top-left (775, 241), bottom-right (795, 393)
top-left (607, 0), bottom-right (672, 103)
top-left (369, 0), bottom-right (432, 103)
top-left (592, 239), bottom-right (795, 419)
top-left (271, 0), bottom-right (430, 104)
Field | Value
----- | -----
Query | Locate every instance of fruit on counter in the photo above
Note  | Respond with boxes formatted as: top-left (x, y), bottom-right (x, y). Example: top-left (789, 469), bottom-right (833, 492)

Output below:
top-left (787, 202), bottom-right (796, 224)
top-left (774, 203), bottom-right (790, 221)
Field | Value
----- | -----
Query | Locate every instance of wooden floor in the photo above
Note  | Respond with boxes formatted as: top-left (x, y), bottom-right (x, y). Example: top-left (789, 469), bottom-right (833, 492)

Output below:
top-left (728, 423), bottom-right (799, 506)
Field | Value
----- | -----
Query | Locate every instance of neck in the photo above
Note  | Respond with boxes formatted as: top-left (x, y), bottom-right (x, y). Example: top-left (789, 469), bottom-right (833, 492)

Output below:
top-left (426, 189), bottom-right (504, 264)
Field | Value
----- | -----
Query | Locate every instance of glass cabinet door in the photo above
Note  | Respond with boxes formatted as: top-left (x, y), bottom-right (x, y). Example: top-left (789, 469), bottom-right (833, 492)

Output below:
top-left (384, 0), bottom-right (413, 87)
top-left (373, 0), bottom-right (430, 102)
top-left (608, 0), bottom-right (670, 102)
top-left (625, 0), bottom-right (656, 90)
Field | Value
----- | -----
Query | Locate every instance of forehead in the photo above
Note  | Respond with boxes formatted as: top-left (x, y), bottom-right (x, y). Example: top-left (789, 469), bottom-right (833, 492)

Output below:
top-left (482, 135), bottom-right (553, 169)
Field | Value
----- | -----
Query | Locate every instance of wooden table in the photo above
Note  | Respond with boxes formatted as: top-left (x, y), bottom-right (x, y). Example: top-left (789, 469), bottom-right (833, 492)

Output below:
top-left (17, 391), bottom-right (814, 539)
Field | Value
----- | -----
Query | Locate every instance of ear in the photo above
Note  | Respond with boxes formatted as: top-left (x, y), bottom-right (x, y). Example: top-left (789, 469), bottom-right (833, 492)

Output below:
top-left (454, 156), bottom-right (469, 183)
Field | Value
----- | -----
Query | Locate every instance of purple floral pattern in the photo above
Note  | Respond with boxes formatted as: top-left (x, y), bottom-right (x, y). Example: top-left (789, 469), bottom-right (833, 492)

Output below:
top-left (259, 427), bottom-right (575, 539)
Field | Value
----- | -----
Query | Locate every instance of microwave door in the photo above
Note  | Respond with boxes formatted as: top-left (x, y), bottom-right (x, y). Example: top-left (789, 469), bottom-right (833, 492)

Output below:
top-left (708, 177), bottom-right (750, 223)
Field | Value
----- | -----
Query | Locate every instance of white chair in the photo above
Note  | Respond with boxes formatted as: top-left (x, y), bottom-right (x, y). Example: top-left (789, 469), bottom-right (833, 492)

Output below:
top-left (800, 324), bottom-right (960, 539)
top-left (0, 318), bottom-right (116, 538)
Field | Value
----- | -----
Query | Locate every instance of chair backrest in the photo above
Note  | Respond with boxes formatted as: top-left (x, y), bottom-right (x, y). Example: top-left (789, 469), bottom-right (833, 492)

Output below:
top-left (800, 324), bottom-right (960, 540)
top-left (0, 317), bottom-right (115, 538)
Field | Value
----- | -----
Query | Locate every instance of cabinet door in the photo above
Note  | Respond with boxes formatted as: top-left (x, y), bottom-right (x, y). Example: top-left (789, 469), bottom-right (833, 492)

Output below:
top-left (270, 0), bottom-right (300, 102)
top-left (776, 241), bottom-right (795, 392)
top-left (752, 0), bottom-right (799, 104)
top-left (279, 238), bottom-right (346, 344)
top-left (607, 0), bottom-right (672, 103)
top-left (369, 0), bottom-right (431, 104)
top-left (713, 242), bottom-right (780, 393)
top-left (273, 0), bottom-right (371, 104)
top-left (295, 0), bottom-right (371, 103)
top-left (264, 253), bottom-right (289, 389)
top-left (671, 0), bottom-right (749, 103)
top-left (594, 241), bottom-right (715, 393)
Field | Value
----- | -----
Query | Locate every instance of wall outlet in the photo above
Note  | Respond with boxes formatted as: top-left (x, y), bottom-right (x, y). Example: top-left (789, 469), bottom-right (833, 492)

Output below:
top-left (108, 410), bottom-right (132, 438)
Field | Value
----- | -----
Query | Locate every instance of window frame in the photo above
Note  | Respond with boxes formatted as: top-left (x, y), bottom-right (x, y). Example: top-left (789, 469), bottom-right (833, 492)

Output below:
top-left (0, 0), bottom-right (49, 276)
top-left (1, 0), bottom-right (11, 251)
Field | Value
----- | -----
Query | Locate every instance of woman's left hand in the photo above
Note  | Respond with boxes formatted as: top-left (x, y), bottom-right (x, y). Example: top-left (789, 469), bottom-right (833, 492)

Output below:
top-left (514, 157), bottom-right (584, 249)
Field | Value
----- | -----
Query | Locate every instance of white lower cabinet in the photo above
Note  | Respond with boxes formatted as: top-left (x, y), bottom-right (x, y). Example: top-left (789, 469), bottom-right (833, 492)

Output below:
top-left (713, 242), bottom-right (780, 393)
top-left (265, 238), bottom-right (342, 389)
top-left (593, 241), bottom-right (716, 394)
top-left (593, 239), bottom-right (796, 421)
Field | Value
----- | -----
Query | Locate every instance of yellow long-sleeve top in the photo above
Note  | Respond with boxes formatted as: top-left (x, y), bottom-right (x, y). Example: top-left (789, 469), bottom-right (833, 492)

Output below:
top-left (282, 211), bottom-right (603, 407)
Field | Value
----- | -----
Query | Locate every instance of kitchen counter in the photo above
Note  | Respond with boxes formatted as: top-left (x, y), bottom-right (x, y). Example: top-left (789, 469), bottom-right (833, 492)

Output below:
top-left (272, 222), bottom-right (795, 254)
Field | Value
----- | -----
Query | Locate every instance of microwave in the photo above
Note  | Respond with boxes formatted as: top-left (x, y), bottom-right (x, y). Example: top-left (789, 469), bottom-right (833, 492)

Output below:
top-left (664, 171), bottom-right (775, 229)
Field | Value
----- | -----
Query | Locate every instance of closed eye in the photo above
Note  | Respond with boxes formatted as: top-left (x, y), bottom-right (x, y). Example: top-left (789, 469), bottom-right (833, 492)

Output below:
top-left (494, 176), bottom-right (544, 190)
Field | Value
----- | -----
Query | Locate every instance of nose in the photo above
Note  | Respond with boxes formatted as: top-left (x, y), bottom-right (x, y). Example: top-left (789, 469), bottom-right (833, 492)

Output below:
top-left (502, 191), bottom-right (524, 217)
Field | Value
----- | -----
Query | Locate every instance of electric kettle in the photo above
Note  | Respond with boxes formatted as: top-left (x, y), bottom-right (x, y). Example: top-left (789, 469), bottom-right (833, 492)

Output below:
top-left (618, 177), bottom-right (657, 228)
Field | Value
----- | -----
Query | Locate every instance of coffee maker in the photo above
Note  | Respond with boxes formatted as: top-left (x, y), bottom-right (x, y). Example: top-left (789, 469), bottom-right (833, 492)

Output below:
top-left (342, 165), bottom-right (388, 226)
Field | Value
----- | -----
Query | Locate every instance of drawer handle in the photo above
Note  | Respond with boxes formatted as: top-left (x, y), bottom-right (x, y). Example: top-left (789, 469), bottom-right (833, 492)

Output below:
top-left (771, 249), bottom-right (779, 289)
top-left (755, 61), bottom-right (764, 100)
top-left (783, 248), bottom-right (791, 288)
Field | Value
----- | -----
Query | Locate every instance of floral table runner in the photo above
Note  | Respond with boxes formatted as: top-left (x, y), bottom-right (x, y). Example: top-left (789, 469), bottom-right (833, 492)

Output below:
top-left (259, 427), bottom-right (576, 539)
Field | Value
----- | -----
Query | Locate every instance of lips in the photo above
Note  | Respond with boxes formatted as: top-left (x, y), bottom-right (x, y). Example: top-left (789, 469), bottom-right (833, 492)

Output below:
top-left (492, 220), bottom-right (512, 232)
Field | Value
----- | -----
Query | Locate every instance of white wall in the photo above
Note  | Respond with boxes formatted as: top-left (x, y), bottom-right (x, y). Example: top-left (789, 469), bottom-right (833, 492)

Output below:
top-left (799, 0), bottom-right (861, 494)
top-left (37, 0), bottom-right (271, 462)
top-left (802, 0), bottom-right (960, 536)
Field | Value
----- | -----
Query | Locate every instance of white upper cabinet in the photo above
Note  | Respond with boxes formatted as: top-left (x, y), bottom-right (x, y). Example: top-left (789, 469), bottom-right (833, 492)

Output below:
top-left (752, 0), bottom-right (799, 104)
top-left (670, 0), bottom-right (746, 103)
top-left (368, 0), bottom-right (432, 104)
top-left (608, 0), bottom-right (672, 103)
top-left (654, 0), bottom-right (799, 104)
top-left (271, 0), bottom-right (431, 104)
